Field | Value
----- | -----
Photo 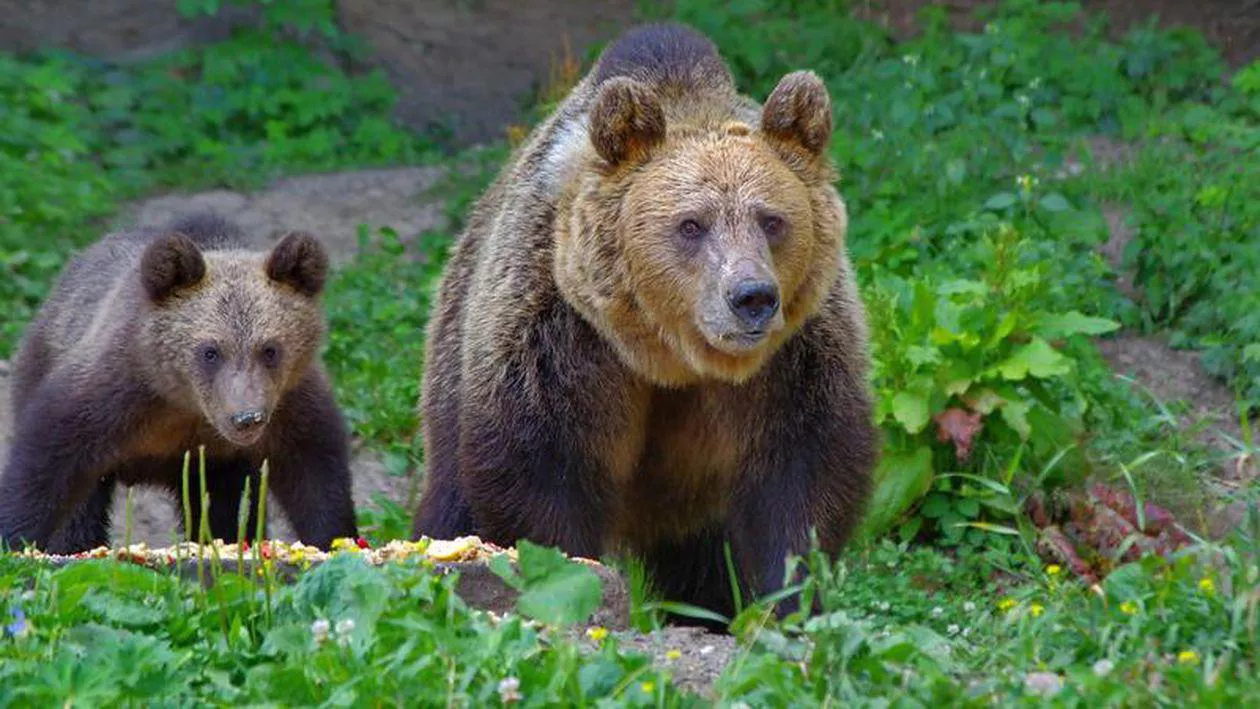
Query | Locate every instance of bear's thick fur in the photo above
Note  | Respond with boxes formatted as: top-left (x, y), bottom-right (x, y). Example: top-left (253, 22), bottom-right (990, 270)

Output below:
top-left (413, 23), bottom-right (877, 620)
top-left (0, 213), bottom-right (358, 553)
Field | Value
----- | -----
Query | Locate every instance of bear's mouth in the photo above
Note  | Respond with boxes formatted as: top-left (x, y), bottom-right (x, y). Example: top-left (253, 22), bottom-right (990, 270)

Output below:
top-left (714, 328), bottom-right (769, 352)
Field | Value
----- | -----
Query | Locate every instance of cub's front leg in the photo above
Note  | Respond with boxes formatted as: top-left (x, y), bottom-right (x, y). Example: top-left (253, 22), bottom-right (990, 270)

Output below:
top-left (457, 303), bottom-right (646, 560)
top-left (261, 369), bottom-right (358, 549)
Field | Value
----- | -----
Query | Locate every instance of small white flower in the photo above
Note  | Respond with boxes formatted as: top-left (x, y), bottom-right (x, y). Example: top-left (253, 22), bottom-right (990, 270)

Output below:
top-left (1024, 672), bottom-right (1063, 696)
top-left (1092, 659), bottom-right (1114, 677)
top-left (931, 606), bottom-right (944, 618)
top-left (335, 618), bottom-right (356, 636)
top-left (947, 624), bottom-right (960, 635)
top-left (872, 129), bottom-right (885, 142)
top-left (498, 677), bottom-right (522, 704)
top-left (1017, 94), bottom-right (1031, 107)
top-left (902, 54), bottom-right (919, 67)
top-left (877, 601), bottom-right (891, 612)
top-left (311, 618), bottom-right (330, 645)
top-left (963, 601), bottom-right (976, 613)
top-left (1030, 77), bottom-right (1043, 89)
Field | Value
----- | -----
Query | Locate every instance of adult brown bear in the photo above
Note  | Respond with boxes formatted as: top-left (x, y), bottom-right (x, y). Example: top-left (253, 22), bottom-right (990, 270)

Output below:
top-left (413, 23), bottom-right (877, 621)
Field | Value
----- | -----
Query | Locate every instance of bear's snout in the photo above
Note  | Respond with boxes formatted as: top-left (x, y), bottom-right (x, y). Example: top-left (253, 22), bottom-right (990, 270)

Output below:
top-left (726, 278), bottom-right (780, 331)
top-left (230, 409), bottom-right (268, 432)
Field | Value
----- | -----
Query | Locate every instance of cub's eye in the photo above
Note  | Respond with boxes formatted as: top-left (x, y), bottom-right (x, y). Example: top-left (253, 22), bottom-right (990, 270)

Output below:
top-left (200, 346), bottom-right (220, 364)
top-left (678, 219), bottom-right (705, 240)
top-left (260, 345), bottom-right (281, 367)
top-left (760, 214), bottom-right (786, 240)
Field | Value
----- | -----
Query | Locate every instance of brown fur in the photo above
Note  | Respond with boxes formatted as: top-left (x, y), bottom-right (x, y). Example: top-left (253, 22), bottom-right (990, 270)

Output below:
top-left (413, 23), bottom-right (877, 623)
top-left (0, 213), bottom-right (357, 553)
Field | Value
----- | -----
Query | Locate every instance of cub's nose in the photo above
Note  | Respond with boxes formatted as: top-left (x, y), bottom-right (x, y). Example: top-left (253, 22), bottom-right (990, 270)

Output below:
top-left (230, 409), bottom-right (267, 431)
top-left (726, 279), bottom-right (781, 330)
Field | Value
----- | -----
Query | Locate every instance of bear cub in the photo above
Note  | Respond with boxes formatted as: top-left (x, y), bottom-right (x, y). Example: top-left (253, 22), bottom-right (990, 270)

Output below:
top-left (0, 213), bottom-right (358, 553)
top-left (413, 23), bottom-right (878, 622)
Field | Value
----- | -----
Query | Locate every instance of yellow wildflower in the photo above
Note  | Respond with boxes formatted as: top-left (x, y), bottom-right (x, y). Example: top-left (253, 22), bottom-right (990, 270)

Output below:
top-left (330, 537), bottom-right (359, 552)
top-left (1177, 650), bottom-right (1200, 665)
top-left (585, 626), bottom-right (608, 642)
top-left (1029, 603), bottom-right (1045, 618)
top-left (665, 649), bottom-right (682, 661)
top-left (1119, 601), bottom-right (1138, 616)
top-left (1198, 577), bottom-right (1215, 596)
top-left (1046, 565), bottom-right (1061, 576)
top-left (998, 598), bottom-right (1017, 612)
top-left (640, 681), bottom-right (655, 694)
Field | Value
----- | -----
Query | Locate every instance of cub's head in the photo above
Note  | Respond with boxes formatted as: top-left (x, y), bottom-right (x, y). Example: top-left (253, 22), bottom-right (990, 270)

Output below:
top-left (556, 70), bottom-right (846, 385)
top-left (139, 232), bottom-right (329, 447)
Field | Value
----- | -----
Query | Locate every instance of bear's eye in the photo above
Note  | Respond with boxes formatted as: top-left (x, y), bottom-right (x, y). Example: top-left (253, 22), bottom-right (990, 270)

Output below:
top-left (260, 345), bottom-right (281, 367)
top-left (678, 219), bottom-right (705, 240)
top-left (759, 214), bottom-right (787, 241)
top-left (200, 346), bottom-right (220, 364)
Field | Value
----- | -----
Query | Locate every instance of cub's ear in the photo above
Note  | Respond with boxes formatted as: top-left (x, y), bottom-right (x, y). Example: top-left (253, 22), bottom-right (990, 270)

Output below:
top-left (590, 77), bottom-right (666, 166)
top-left (266, 231), bottom-right (328, 297)
top-left (760, 70), bottom-right (832, 158)
top-left (141, 233), bottom-right (206, 303)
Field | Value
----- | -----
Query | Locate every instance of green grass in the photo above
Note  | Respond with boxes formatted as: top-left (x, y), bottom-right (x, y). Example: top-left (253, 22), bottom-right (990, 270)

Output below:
top-left (2, 0), bottom-right (1260, 704)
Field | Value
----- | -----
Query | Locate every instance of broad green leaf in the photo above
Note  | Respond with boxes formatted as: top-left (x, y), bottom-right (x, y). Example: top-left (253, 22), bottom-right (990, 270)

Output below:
top-left (1039, 193), bottom-right (1072, 212)
top-left (984, 192), bottom-right (1017, 210)
top-left (1036, 311), bottom-right (1121, 339)
top-left (991, 338), bottom-right (1071, 380)
top-left (891, 391), bottom-right (931, 433)
top-left (513, 540), bottom-right (604, 627)
top-left (1243, 343), bottom-right (1260, 363)
top-left (1000, 399), bottom-right (1033, 439)
top-left (855, 446), bottom-right (934, 539)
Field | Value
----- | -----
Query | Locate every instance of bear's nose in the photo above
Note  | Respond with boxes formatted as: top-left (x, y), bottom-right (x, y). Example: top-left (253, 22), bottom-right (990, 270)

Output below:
top-left (230, 409), bottom-right (267, 431)
top-left (726, 279), bottom-right (780, 330)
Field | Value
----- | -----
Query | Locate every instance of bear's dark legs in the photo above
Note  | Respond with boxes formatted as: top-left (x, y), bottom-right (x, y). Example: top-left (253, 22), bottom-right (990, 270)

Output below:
top-left (642, 529), bottom-right (743, 630)
top-left (460, 417), bottom-right (614, 560)
top-left (44, 477), bottom-right (116, 554)
top-left (412, 467), bottom-right (475, 541)
top-left (0, 375), bottom-right (148, 552)
top-left (262, 372), bottom-right (357, 549)
top-left (179, 458), bottom-right (262, 543)
top-left (726, 447), bottom-right (817, 619)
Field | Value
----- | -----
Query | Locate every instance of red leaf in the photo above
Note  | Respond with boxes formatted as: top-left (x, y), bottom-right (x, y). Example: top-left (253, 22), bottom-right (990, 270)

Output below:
top-left (356, 537), bottom-right (370, 549)
top-left (934, 407), bottom-right (983, 461)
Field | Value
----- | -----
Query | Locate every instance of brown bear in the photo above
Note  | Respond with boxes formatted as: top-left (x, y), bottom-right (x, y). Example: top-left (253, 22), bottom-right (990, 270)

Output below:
top-left (413, 23), bottom-right (877, 621)
top-left (0, 212), bottom-right (358, 554)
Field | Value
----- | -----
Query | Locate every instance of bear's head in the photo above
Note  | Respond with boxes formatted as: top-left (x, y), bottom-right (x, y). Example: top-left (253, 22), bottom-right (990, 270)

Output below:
top-left (138, 232), bottom-right (329, 447)
top-left (555, 70), bottom-right (847, 386)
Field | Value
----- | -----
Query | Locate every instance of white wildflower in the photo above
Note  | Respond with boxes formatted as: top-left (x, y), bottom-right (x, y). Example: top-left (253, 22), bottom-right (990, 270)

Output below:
top-left (963, 601), bottom-right (976, 613)
top-left (1093, 659), bottom-right (1114, 677)
top-left (311, 618), bottom-right (331, 645)
top-left (947, 624), bottom-right (960, 636)
top-left (931, 606), bottom-right (944, 618)
top-left (498, 677), bottom-right (522, 704)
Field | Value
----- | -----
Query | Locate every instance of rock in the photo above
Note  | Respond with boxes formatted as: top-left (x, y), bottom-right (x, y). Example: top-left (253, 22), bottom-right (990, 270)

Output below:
top-left (338, 0), bottom-right (637, 145)
top-left (0, 0), bottom-right (253, 62)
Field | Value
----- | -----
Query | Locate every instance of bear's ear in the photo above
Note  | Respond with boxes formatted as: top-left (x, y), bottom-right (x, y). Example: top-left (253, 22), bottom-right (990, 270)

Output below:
top-left (266, 231), bottom-right (328, 297)
top-left (141, 233), bottom-right (206, 303)
top-left (589, 77), bottom-right (666, 166)
top-left (760, 70), bottom-right (832, 158)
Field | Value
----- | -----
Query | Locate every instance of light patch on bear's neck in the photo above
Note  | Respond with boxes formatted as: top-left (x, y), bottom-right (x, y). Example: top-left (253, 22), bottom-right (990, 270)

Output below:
top-left (539, 115), bottom-right (592, 198)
